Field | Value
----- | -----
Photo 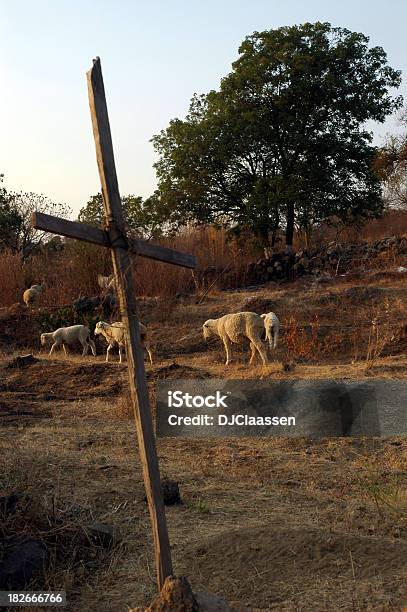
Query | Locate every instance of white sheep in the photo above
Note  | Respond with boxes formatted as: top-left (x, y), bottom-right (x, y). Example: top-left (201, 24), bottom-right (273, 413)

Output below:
top-left (40, 325), bottom-right (96, 357)
top-left (203, 312), bottom-right (268, 366)
top-left (23, 284), bottom-right (43, 307)
top-left (261, 312), bottom-right (280, 350)
top-left (94, 320), bottom-right (153, 365)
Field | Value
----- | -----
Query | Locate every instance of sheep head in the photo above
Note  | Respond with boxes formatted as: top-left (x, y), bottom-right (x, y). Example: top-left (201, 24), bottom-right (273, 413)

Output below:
top-left (202, 319), bottom-right (216, 340)
top-left (94, 321), bottom-right (107, 336)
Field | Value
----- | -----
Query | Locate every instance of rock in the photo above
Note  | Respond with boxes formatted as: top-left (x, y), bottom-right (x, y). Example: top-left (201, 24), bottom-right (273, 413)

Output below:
top-left (161, 479), bottom-right (182, 506)
top-left (86, 521), bottom-right (120, 548)
top-left (135, 576), bottom-right (199, 611)
top-left (7, 354), bottom-right (38, 369)
top-left (144, 479), bottom-right (182, 506)
top-left (0, 538), bottom-right (48, 589)
top-left (129, 577), bottom-right (237, 612)
top-left (282, 361), bottom-right (296, 372)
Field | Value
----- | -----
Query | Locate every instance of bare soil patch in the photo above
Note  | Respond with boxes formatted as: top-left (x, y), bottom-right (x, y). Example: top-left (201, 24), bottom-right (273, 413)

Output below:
top-left (181, 526), bottom-right (407, 610)
top-left (0, 359), bottom-right (126, 424)
top-left (0, 360), bottom-right (125, 399)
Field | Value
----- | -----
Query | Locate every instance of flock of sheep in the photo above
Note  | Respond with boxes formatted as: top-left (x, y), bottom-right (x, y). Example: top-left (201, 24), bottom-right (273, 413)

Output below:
top-left (39, 321), bottom-right (153, 364)
top-left (24, 282), bottom-right (280, 366)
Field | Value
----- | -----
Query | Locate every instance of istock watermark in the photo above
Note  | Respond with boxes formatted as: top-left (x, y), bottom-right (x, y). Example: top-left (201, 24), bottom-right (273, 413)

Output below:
top-left (156, 379), bottom-right (407, 438)
top-left (167, 390), bottom-right (229, 408)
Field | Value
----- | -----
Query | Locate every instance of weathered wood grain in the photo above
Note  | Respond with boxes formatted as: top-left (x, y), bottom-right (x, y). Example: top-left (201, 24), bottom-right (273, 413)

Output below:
top-left (86, 57), bottom-right (173, 588)
top-left (32, 212), bottom-right (110, 246)
top-left (132, 239), bottom-right (196, 269)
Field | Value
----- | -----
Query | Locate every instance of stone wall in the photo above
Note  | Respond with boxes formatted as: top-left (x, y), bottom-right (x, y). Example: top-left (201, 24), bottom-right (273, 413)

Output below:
top-left (198, 235), bottom-right (407, 287)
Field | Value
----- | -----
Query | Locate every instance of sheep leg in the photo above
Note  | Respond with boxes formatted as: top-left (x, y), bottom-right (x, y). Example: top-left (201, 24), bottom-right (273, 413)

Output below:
top-left (249, 342), bottom-right (257, 365)
top-left (251, 337), bottom-right (268, 365)
top-left (88, 339), bottom-right (97, 356)
top-left (118, 345), bottom-right (122, 364)
top-left (49, 342), bottom-right (58, 356)
top-left (145, 343), bottom-right (153, 365)
top-left (81, 341), bottom-right (89, 357)
top-left (222, 336), bottom-right (232, 365)
top-left (273, 326), bottom-right (279, 350)
top-left (62, 344), bottom-right (68, 356)
top-left (106, 344), bottom-right (112, 363)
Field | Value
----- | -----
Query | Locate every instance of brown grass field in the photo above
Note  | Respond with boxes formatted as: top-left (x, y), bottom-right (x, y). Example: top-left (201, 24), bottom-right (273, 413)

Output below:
top-left (1, 248), bottom-right (407, 610)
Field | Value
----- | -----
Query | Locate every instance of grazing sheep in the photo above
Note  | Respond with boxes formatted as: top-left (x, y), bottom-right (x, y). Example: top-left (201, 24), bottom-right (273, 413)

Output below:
top-left (40, 325), bottom-right (96, 357)
top-left (261, 312), bottom-right (280, 350)
top-left (94, 321), bottom-right (153, 365)
top-left (23, 284), bottom-right (43, 307)
top-left (203, 312), bottom-right (268, 366)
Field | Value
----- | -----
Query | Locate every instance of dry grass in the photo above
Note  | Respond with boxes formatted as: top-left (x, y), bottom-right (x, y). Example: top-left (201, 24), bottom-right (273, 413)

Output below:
top-left (1, 210), bottom-right (406, 309)
top-left (1, 389), bottom-right (407, 610)
top-left (0, 243), bottom-right (111, 309)
top-left (1, 246), bottom-right (407, 610)
top-left (306, 209), bottom-right (407, 247)
top-left (0, 226), bottom-right (260, 308)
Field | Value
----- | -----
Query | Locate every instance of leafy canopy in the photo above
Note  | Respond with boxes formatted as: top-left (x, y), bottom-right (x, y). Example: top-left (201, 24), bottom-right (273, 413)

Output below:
top-left (152, 22), bottom-right (402, 247)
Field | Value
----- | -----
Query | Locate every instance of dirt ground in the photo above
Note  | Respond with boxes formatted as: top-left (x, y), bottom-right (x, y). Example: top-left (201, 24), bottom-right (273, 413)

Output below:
top-left (1, 270), bottom-right (407, 611)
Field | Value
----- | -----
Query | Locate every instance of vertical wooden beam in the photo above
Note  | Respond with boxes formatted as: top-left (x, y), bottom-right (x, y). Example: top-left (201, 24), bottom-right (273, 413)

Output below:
top-left (87, 57), bottom-right (173, 589)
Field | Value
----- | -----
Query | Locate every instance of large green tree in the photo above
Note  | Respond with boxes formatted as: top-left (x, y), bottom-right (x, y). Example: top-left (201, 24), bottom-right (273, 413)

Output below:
top-left (152, 22), bottom-right (402, 249)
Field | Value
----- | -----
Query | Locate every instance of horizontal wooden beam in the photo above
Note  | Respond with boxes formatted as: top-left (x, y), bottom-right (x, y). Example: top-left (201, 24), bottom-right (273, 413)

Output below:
top-left (32, 212), bottom-right (197, 269)
top-left (32, 211), bottom-right (110, 247)
top-left (132, 238), bottom-right (196, 269)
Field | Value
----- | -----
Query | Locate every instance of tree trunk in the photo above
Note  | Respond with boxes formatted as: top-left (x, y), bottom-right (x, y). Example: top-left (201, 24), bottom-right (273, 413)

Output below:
top-left (286, 203), bottom-right (295, 252)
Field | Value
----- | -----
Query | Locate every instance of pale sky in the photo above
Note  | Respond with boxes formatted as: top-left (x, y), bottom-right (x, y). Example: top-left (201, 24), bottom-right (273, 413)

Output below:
top-left (1, 0), bottom-right (406, 216)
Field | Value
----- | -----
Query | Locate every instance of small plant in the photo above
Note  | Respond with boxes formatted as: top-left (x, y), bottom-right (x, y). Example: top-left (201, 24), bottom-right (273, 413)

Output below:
top-left (284, 314), bottom-right (321, 363)
top-left (365, 297), bottom-right (404, 369)
top-left (193, 498), bottom-right (210, 514)
top-left (114, 393), bottom-right (133, 420)
top-left (359, 468), bottom-right (407, 526)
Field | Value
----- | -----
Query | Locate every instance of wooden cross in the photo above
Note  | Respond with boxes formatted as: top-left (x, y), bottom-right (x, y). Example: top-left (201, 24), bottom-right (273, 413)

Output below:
top-left (31, 57), bottom-right (197, 591)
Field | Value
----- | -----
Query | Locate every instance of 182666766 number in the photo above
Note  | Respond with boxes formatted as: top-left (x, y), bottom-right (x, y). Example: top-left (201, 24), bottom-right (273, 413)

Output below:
top-left (0, 592), bottom-right (66, 607)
